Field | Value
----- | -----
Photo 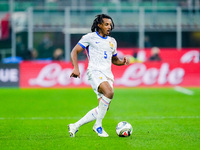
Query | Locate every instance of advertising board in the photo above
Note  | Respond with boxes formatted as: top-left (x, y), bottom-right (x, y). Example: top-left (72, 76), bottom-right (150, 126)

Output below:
top-left (0, 64), bottom-right (19, 87)
top-left (19, 61), bottom-right (200, 88)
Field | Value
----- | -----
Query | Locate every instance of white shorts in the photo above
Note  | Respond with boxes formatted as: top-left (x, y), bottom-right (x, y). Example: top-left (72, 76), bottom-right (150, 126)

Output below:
top-left (87, 70), bottom-right (114, 99)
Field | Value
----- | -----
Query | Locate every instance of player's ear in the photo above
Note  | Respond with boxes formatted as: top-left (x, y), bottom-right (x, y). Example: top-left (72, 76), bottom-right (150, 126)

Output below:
top-left (98, 23), bottom-right (101, 28)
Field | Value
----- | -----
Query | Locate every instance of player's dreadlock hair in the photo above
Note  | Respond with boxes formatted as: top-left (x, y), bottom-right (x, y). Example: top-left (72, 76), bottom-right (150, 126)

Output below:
top-left (91, 14), bottom-right (114, 32)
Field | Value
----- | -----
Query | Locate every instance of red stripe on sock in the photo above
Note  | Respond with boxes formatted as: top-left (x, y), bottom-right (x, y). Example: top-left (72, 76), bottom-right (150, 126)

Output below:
top-left (95, 108), bottom-right (98, 114)
top-left (101, 97), bottom-right (109, 105)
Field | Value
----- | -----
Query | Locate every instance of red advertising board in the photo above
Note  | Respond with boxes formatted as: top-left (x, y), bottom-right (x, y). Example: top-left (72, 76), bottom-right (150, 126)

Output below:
top-left (113, 62), bottom-right (200, 87)
top-left (20, 61), bottom-right (200, 88)
top-left (20, 61), bottom-right (88, 88)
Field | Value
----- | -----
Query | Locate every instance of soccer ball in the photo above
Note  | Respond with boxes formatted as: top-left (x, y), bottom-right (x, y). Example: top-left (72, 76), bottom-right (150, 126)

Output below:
top-left (116, 121), bottom-right (133, 137)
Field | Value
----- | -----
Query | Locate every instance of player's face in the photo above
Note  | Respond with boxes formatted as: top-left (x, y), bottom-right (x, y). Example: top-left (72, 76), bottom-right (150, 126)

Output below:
top-left (98, 18), bottom-right (112, 37)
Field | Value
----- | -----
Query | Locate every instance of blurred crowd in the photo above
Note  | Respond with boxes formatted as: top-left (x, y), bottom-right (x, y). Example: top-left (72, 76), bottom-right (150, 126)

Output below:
top-left (130, 35), bottom-right (162, 63)
top-left (15, 33), bottom-right (64, 62)
top-left (14, 34), bottom-right (161, 63)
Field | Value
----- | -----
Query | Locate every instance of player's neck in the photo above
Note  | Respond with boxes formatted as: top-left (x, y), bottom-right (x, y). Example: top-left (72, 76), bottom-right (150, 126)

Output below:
top-left (96, 31), bottom-right (107, 39)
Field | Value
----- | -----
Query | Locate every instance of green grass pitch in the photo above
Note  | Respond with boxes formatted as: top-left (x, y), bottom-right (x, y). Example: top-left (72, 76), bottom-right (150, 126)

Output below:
top-left (0, 88), bottom-right (200, 150)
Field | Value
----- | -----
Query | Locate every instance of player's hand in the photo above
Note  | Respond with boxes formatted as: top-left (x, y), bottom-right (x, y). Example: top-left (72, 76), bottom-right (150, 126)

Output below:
top-left (123, 56), bottom-right (130, 66)
top-left (70, 68), bottom-right (80, 78)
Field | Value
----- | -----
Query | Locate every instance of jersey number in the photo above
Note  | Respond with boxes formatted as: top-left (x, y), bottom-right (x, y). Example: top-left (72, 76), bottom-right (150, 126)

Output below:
top-left (104, 51), bottom-right (107, 59)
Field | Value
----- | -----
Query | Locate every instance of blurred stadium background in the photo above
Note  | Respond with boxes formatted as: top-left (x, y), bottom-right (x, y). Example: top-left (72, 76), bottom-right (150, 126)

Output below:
top-left (0, 0), bottom-right (200, 88)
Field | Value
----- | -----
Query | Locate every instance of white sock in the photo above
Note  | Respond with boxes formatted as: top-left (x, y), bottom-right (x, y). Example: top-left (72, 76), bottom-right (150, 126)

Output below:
top-left (95, 96), bottom-right (111, 127)
top-left (74, 107), bottom-right (99, 128)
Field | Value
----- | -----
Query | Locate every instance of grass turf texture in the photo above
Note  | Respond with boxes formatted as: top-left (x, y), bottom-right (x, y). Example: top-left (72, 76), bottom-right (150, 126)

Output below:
top-left (0, 88), bottom-right (199, 150)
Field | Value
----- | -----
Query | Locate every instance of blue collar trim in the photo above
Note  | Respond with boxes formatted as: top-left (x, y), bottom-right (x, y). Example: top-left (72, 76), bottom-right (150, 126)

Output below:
top-left (96, 31), bottom-right (107, 39)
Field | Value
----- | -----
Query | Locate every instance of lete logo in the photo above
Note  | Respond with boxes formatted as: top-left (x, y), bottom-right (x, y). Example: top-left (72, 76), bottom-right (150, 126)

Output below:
top-left (29, 63), bottom-right (89, 87)
top-left (180, 50), bottom-right (199, 63)
top-left (28, 63), bottom-right (185, 87)
top-left (115, 63), bottom-right (185, 87)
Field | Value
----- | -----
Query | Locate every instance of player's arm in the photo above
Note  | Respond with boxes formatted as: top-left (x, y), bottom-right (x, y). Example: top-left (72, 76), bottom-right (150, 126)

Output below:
top-left (70, 44), bottom-right (84, 78)
top-left (112, 55), bottom-right (130, 66)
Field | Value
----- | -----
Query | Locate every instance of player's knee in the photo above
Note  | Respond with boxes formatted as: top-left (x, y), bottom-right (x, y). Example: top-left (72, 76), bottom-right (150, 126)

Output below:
top-left (104, 90), bottom-right (114, 99)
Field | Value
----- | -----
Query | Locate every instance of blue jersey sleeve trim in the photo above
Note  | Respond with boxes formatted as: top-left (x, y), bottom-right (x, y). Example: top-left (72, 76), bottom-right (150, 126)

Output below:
top-left (78, 43), bottom-right (86, 49)
top-left (113, 53), bottom-right (117, 57)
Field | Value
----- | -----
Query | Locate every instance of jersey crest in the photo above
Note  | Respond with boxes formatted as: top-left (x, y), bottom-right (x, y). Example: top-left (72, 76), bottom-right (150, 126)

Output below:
top-left (109, 41), bottom-right (114, 49)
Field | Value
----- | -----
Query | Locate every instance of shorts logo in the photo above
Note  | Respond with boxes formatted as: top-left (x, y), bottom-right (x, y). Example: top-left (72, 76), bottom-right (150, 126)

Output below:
top-left (99, 77), bottom-right (102, 79)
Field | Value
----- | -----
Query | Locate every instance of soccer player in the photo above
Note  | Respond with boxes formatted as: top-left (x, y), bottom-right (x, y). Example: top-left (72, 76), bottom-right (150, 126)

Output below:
top-left (68, 14), bottom-right (130, 137)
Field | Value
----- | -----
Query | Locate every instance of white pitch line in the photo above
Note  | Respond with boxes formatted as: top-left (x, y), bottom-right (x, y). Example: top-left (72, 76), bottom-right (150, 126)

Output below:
top-left (0, 116), bottom-right (199, 120)
top-left (174, 86), bottom-right (194, 95)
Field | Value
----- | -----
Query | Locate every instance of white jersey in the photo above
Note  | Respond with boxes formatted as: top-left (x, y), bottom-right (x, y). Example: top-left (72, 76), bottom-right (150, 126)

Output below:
top-left (78, 31), bottom-right (117, 80)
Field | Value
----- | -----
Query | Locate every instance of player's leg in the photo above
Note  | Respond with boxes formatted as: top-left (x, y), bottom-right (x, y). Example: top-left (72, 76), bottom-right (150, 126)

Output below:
top-left (98, 81), bottom-right (114, 99)
top-left (68, 71), bottom-right (103, 137)
top-left (75, 107), bottom-right (99, 128)
top-left (69, 71), bottom-right (113, 137)
top-left (68, 107), bottom-right (99, 137)
top-left (95, 81), bottom-right (113, 126)
top-left (93, 81), bottom-right (113, 137)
